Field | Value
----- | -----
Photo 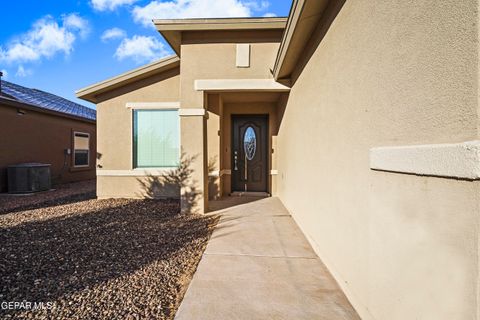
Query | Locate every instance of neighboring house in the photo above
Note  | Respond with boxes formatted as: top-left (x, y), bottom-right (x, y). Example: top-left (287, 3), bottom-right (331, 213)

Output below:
top-left (77, 1), bottom-right (480, 320)
top-left (0, 80), bottom-right (96, 192)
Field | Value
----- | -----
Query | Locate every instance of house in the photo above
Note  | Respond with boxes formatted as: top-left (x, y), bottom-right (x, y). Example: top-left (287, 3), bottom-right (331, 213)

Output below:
top-left (0, 80), bottom-right (96, 192)
top-left (77, 1), bottom-right (480, 319)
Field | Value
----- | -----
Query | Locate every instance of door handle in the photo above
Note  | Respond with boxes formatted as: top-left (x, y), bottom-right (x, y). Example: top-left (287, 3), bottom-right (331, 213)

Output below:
top-left (234, 151), bottom-right (238, 170)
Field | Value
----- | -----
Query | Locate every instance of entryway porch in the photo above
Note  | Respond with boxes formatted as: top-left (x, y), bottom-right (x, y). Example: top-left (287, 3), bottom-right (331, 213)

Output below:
top-left (175, 196), bottom-right (360, 319)
top-left (205, 91), bottom-right (289, 211)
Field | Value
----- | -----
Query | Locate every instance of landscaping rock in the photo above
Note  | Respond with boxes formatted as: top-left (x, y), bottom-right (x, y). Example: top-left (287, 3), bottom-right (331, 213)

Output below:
top-left (0, 189), bottom-right (218, 319)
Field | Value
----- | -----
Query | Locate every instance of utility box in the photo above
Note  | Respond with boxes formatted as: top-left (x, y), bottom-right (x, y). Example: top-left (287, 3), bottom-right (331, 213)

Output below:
top-left (7, 163), bottom-right (51, 194)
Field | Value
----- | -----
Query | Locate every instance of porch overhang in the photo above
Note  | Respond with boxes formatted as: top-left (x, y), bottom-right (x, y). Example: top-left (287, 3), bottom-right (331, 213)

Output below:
top-left (194, 79), bottom-right (291, 93)
top-left (154, 17), bottom-right (288, 56)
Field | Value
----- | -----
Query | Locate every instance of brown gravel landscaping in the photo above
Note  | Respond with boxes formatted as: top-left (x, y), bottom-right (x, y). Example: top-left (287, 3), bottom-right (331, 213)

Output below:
top-left (0, 182), bottom-right (218, 319)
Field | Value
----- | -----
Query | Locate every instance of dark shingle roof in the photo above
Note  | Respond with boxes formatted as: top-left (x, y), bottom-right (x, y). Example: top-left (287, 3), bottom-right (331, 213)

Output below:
top-left (1, 80), bottom-right (96, 121)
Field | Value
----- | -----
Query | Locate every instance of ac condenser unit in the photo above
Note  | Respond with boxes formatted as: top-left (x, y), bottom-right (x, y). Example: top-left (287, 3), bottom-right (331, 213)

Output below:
top-left (7, 163), bottom-right (51, 194)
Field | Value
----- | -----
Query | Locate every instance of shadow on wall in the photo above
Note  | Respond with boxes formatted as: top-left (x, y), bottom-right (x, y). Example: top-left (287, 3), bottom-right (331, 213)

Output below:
top-left (137, 152), bottom-right (201, 214)
top-left (208, 156), bottom-right (219, 200)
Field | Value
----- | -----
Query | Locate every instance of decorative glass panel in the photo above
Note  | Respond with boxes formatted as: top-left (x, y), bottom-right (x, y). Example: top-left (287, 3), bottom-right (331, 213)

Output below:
top-left (243, 126), bottom-right (256, 161)
top-left (134, 110), bottom-right (179, 167)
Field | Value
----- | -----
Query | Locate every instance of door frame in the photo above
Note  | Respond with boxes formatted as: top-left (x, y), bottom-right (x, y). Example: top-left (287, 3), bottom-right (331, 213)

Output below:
top-left (230, 114), bottom-right (269, 194)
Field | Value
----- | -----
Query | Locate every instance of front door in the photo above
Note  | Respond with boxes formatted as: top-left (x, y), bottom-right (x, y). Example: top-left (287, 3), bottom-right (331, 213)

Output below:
top-left (231, 115), bottom-right (268, 193)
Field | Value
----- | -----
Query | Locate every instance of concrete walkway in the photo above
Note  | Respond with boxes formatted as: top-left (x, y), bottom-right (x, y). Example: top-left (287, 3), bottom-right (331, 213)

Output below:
top-left (175, 197), bottom-right (360, 320)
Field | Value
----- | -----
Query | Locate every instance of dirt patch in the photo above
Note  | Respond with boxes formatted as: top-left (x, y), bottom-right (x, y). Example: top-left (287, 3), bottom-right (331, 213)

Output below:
top-left (0, 194), bottom-right (218, 319)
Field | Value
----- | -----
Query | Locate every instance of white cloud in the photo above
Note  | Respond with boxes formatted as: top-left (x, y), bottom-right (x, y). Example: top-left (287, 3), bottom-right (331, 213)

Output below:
top-left (63, 13), bottom-right (91, 39)
top-left (1, 69), bottom-right (8, 79)
top-left (244, 1), bottom-right (269, 11)
top-left (114, 35), bottom-right (170, 63)
top-left (263, 12), bottom-right (276, 17)
top-left (0, 14), bottom-right (89, 64)
top-left (91, 0), bottom-right (139, 11)
top-left (101, 28), bottom-right (127, 42)
top-left (132, 0), bottom-right (271, 27)
top-left (15, 65), bottom-right (32, 77)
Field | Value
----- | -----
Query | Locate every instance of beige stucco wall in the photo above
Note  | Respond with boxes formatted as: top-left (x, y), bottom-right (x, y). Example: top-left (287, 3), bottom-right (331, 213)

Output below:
top-left (276, 1), bottom-right (480, 319)
top-left (96, 69), bottom-right (180, 198)
top-left (180, 31), bottom-right (282, 107)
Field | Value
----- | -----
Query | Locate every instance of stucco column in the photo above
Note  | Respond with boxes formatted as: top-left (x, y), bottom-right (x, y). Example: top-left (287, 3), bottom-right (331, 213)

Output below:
top-left (179, 109), bottom-right (208, 214)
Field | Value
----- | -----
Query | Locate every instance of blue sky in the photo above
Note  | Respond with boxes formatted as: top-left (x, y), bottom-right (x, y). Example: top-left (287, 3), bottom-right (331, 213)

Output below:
top-left (0, 0), bottom-right (292, 109)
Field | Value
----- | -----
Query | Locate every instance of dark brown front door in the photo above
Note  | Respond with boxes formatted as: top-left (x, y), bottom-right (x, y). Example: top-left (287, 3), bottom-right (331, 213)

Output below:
top-left (231, 115), bottom-right (268, 193)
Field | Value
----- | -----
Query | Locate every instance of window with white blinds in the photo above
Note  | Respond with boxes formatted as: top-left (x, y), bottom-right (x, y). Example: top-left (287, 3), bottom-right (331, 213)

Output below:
top-left (133, 109), bottom-right (179, 168)
top-left (73, 132), bottom-right (90, 167)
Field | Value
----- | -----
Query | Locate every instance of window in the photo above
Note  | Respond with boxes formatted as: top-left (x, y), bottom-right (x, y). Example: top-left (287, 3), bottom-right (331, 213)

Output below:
top-left (73, 132), bottom-right (90, 167)
top-left (133, 109), bottom-right (179, 168)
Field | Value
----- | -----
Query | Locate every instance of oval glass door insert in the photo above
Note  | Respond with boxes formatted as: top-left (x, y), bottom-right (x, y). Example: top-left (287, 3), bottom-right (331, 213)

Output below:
top-left (243, 126), bottom-right (256, 161)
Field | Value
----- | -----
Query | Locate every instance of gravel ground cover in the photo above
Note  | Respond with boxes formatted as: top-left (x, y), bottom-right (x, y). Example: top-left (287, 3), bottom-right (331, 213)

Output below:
top-left (0, 180), bottom-right (96, 215)
top-left (0, 190), bottom-right (218, 319)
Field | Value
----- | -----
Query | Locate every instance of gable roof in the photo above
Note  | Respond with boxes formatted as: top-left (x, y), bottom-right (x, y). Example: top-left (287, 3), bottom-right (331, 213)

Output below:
top-left (154, 17), bottom-right (288, 55)
top-left (76, 55), bottom-right (180, 103)
top-left (76, 17), bottom-right (286, 104)
top-left (1, 80), bottom-right (96, 121)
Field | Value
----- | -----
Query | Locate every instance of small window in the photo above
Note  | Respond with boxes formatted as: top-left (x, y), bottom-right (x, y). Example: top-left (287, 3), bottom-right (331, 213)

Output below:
top-left (133, 109), bottom-right (179, 168)
top-left (73, 132), bottom-right (90, 167)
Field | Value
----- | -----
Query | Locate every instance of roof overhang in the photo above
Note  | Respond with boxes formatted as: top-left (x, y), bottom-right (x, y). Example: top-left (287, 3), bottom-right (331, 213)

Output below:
top-left (195, 79), bottom-right (290, 92)
top-left (0, 96), bottom-right (95, 124)
top-left (76, 55), bottom-right (180, 103)
top-left (154, 17), bottom-right (288, 56)
top-left (273, 0), bottom-right (331, 80)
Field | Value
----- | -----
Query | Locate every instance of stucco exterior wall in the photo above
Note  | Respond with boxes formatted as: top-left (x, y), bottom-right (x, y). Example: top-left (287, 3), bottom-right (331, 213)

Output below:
top-left (96, 69), bottom-right (180, 198)
top-left (276, 1), bottom-right (480, 319)
top-left (180, 32), bottom-right (282, 107)
top-left (0, 103), bottom-right (96, 192)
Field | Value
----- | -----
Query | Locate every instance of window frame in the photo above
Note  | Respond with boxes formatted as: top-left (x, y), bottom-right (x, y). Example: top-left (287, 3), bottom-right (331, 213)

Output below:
top-left (132, 108), bottom-right (180, 169)
top-left (72, 131), bottom-right (90, 168)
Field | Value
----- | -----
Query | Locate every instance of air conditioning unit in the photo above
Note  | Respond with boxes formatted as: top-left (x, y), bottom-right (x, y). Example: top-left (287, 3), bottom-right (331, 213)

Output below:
top-left (7, 163), bottom-right (51, 194)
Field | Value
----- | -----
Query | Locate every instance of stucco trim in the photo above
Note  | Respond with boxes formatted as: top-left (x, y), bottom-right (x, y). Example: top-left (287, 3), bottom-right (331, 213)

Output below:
top-left (178, 108), bottom-right (206, 116)
top-left (97, 169), bottom-right (176, 176)
top-left (370, 140), bottom-right (480, 180)
top-left (209, 170), bottom-right (232, 177)
top-left (221, 169), bottom-right (232, 175)
top-left (194, 79), bottom-right (290, 92)
top-left (208, 170), bottom-right (220, 177)
top-left (210, 169), bottom-right (278, 176)
top-left (126, 102), bottom-right (180, 109)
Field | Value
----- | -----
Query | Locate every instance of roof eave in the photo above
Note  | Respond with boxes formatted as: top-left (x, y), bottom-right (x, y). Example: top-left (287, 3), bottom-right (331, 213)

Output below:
top-left (76, 55), bottom-right (180, 103)
top-left (154, 17), bottom-right (288, 57)
top-left (273, 0), bottom-right (330, 81)
top-left (0, 96), bottom-right (96, 123)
